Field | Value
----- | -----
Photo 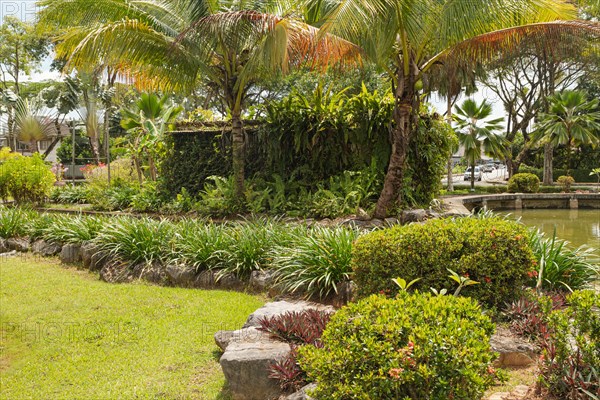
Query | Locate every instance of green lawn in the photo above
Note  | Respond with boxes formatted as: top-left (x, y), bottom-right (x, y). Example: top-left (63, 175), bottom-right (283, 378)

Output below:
top-left (0, 255), bottom-right (264, 399)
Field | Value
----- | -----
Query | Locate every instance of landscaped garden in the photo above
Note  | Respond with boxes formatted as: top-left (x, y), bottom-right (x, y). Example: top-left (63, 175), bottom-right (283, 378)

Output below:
top-left (1, 0), bottom-right (600, 399)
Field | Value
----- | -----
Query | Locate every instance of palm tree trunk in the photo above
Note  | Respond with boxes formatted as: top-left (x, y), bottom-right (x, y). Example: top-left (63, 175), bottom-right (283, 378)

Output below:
top-left (446, 95), bottom-right (454, 191)
top-left (374, 66), bottom-right (417, 218)
top-left (231, 109), bottom-right (245, 201)
top-left (471, 161), bottom-right (475, 191)
top-left (543, 143), bottom-right (553, 185)
top-left (89, 136), bottom-right (101, 165)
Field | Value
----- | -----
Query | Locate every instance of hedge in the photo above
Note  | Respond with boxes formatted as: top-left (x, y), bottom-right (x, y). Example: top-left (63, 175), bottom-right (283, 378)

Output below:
top-left (518, 165), bottom-right (597, 183)
top-left (352, 216), bottom-right (536, 308)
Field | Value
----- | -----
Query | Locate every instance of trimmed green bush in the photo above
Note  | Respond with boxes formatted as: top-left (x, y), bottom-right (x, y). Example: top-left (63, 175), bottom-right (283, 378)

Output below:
top-left (0, 154), bottom-right (55, 203)
top-left (298, 293), bottom-right (499, 399)
top-left (352, 216), bottom-right (536, 308)
top-left (557, 175), bottom-right (575, 193)
top-left (508, 173), bottom-right (540, 193)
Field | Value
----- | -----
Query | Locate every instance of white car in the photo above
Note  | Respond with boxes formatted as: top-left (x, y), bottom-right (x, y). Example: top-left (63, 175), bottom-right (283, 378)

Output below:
top-left (464, 166), bottom-right (482, 181)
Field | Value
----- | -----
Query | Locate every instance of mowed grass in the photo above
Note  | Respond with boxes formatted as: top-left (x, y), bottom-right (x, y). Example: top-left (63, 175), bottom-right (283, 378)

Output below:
top-left (0, 255), bottom-right (264, 399)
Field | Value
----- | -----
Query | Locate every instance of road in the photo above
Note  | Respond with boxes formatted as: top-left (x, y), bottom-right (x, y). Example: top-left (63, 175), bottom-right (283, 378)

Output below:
top-left (442, 166), bottom-right (509, 187)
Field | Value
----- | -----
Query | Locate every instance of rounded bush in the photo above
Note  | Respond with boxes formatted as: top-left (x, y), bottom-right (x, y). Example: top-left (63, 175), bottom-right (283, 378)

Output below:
top-left (352, 216), bottom-right (536, 308)
top-left (298, 293), bottom-right (499, 399)
top-left (556, 175), bottom-right (575, 193)
top-left (507, 173), bottom-right (540, 193)
top-left (0, 153), bottom-right (55, 203)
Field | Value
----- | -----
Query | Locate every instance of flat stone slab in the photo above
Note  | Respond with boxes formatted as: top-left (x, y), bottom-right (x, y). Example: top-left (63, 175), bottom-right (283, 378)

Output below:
top-left (215, 326), bottom-right (271, 352)
top-left (243, 301), bottom-right (335, 328)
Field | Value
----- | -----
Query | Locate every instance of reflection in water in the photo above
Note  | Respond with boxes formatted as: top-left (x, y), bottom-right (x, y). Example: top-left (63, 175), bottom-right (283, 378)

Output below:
top-left (501, 209), bottom-right (600, 250)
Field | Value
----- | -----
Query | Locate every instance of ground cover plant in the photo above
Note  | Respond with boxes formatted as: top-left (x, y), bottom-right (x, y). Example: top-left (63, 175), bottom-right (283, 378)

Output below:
top-left (0, 256), bottom-right (264, 399)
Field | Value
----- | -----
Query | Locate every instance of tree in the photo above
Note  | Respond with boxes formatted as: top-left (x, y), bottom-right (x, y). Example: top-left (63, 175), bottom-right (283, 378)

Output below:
top-left (535, 90), bottom-right (600, 175)
top-left (37, 0), bottom-right (358, 201)
top-left (13, 97), bottom-right (56, 153)
top-left (317, 0), bottom-right (600, 216)
top-left (0, 17), bottom-right (50, 148)
top-left (120, 93), bottom-right (183, 182)
top-left (454, 99), bottom-right (506, 191)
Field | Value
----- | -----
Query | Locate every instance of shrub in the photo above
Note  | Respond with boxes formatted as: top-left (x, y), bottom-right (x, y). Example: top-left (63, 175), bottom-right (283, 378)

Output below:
top-left (95, 217), bottom-right (173, 265)
top-left (271, 226), bottom-right (360, 299)
top-left (130, 181), bottom-right (164, 212)
top-left (557, 175), bottom-right (575, 192)
top-left (539, 290), bottom-right (600, 399)
top-left (0, 206), bottom-right (37, 238)
top-left (508, 172), bottom-right (540, 193)
top-left (352, 216), bottom-right (536, 308)
top-left (0, 154), bottom-right (55, 203)
top-left (298, 293), bottom-right (500, 399)
top-left (528, 230), bottom-right (599, 292)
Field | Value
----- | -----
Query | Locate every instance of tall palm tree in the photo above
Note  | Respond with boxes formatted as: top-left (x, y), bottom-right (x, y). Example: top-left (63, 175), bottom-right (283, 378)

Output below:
top-left (454, 99), bottom-right (506, 191)
top-left (535, 90), bottom-right (600, 175)
top-left (316, 0), bottom-right (600, 216)
top-left (37, 0), bottom-right (359, 200)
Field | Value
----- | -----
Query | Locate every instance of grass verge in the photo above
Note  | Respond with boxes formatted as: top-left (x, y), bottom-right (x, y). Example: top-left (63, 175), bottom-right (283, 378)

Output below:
top-left (0, 255), bottom-right (264, 399)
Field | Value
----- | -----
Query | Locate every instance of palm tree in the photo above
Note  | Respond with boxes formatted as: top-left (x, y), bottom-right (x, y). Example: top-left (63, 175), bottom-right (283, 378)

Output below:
top-left (37, 0), bottom-right (359, 201)
top-left (316, 0), bottom-right (600, 217)
top-left (454, 99), bottom-right (506, 191)
top-left (535, 90), bottom-right (600, 176)
top-left (120, 93), bottom-right (183, 182)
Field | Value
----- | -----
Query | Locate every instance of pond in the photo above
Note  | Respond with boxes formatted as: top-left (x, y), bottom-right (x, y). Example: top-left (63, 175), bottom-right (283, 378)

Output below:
top-left (500, 209), bottom-right (600, 250)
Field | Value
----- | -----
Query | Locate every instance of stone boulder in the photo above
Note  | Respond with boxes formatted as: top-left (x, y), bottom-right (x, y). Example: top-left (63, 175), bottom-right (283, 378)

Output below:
top-left (99, 260), bottom-right (134, 284)
top-left (220, 340), bottom-right (291, 400)
top-left (60, 243), bottom-right (82, 264)
top-left (165, 264), bottom-right (197, 287)
top-left (7, 237), bottom-right (30, 252)
top-left (243, 301), bottom-right (335, 329)
top-left (490, 327), bottom-right (538, 367)
top-left (89, 250), bottom-right (109, 272)
top-left (0, 239), bottom-right (8, 253)
top-left (215, 326), bottom-right (270, 352)
top-left (131, 262), bottom-right (167, 284)
top-left (32, 240), bottom-right (62, 257)
top-left (216, 272), bottom-right (245, 290)
top-left (81, 242), bottom-right (99, 269)
top-left (400, 209), bottom-right (427, 224)
top-left (281, 383), bottom-right (317, 400)
top-left (249, 270), bottom-right (276, 292)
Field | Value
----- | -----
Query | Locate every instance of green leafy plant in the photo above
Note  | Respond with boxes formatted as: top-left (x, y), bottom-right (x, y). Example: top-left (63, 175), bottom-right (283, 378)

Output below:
top-left (94, 217), bottom-right (173, 265)
top-left (49, 184), bottom-right (90, 204)
top-left (352, 216), bottom-right (536, 308)
top-left (169, 219), bottom-right (228, 271)
top-left (508, 172), bottom-right (540, 193)
top-left (0, 206), bottom-right (37, 238)
top-left (557, 175), bottom-right (575, 192)
top-left (298, 293), bottom-right (501, 399)
top-left (538, 290), bottom-right (600, 399)
top-left (528, 229), bottom-right (599, 292)
top-left (41, 214), bottom-right (107, 244)
top-left (271, 226), bottom-right (360, 299)
top-left (590, 168), bottom-right (600, 191)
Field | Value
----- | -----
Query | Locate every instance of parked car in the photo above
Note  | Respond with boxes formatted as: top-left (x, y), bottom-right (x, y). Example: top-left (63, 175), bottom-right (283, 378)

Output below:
top-left (482, 164), bottom-right (496, 173)
top-left (464, 166), bottom-right (482, 181)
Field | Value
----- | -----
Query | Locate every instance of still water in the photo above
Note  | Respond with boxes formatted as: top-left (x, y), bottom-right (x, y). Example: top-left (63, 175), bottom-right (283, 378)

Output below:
top-left (500, 209), bottom-right (599, 250)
